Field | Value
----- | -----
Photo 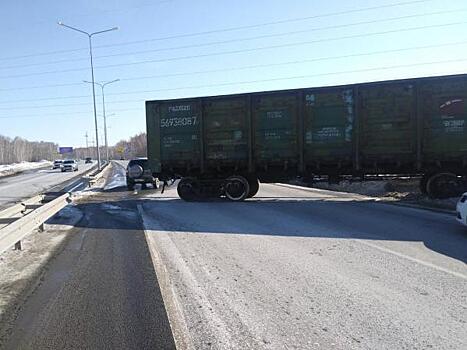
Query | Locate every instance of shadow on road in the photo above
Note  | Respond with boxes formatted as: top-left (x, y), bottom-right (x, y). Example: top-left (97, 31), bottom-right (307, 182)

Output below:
top-left (33, 195), bottom-right (177, 350)
top-left (49, 190), bottom-right (467, 265)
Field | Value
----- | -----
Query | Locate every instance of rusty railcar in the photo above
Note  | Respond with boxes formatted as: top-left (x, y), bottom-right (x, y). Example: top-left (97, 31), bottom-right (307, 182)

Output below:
top-left (146, 73), bottom-right (467, 200)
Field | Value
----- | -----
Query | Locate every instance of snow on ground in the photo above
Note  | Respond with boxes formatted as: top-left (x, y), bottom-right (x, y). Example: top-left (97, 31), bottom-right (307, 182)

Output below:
top-left (0, 161), bottom-right (52, 178)
top-left (103, 170), bottom-right (127, 191)
top-left (291, 179), bottom-right (459, 211)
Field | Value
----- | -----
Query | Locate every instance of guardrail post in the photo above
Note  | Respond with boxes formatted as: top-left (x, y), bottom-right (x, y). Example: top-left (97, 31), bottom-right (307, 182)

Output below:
top-left (21, 202), bottom-right (27, 215)
top-left (14, 240), bottom-right (22, 250)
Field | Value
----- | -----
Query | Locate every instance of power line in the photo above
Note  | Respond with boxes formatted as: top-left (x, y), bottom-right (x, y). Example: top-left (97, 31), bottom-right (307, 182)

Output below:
top-left (2, 39), bottom-right (467, 104)
top-left (117, 40), bottom-right (467, 82)
top-left (0, 108), bottom-right (142, 119)
top-left (1, 7), bottom-right (462, 71)
top-left (0, 99), bottom-right (142, 111)
top-left (94, 9), bottom-right (467, 60)
top-left (1, 19), bottom-right (465, 80)
top-left (86, 21), bottom-right (467, 69)
top-left (103, 58), bottom-right (467, 97)
top-left (0, 0), bottom-right (433, 62)
top-left (1, 57), bottom-right (466, 114)
top-left (96, 0), bottom-right (434, 50)
top-left (0, 92), bottom-right (90, 104)
top-left (0, 81), bottom-right (83, 92)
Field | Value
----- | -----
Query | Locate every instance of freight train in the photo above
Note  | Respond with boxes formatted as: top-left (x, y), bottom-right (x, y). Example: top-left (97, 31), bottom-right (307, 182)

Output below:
top-left (145, 73), bottom-right (467, 201)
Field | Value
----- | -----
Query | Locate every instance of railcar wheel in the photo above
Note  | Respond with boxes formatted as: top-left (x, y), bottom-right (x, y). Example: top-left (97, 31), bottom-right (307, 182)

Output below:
top-left (246, 176), bottom-right (259, 198)
top-left (177, 177), bottom-right (199, 201)
top-left (426, 172), bottom-right (463, 199)
top-left (225, 176), bottom-right (250, 201)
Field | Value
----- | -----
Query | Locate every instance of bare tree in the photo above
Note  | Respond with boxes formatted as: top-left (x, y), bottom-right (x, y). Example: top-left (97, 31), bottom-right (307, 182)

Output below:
top-left (70, 133), bottom-right (147, 161)
top-left (109, 132), bottom-right (147, 160)
top-left (0, 135), bottom-right (58, 164)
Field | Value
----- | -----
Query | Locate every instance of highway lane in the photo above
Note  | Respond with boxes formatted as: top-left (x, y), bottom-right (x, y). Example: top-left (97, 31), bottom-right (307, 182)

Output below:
top-left (0, 161), bottom-right (96, 210)
top-left (2, 169), bottom-right (466, 349)
top-left (140, 183), bottom-right (467, 350)
top-left (1, 163), bottom-right (176, 350)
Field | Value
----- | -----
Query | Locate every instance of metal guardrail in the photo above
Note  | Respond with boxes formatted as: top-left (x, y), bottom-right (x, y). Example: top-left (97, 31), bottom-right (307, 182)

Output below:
top-left (86, 161), bottom-right (110, 186)
top-left (0, 161), bottom-right (112, 255)
top-left (0, 194), bottom-right (44, 226)
top-left (0, 193), bottom-right (71, 254)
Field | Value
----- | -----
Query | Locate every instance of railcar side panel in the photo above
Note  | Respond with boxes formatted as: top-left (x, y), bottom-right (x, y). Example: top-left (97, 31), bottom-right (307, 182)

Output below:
top-left (203, 97), bottom-right (249, 168)
top-left (359, 82), bottom-right (416, 166)
top-left (158, 100), bottom-right (201, 172)
top-left (303, 88), bottom-right (354, 170)
top-left (419, 77), bottom-right (467, 161)
top-left (252, 93), bottom-right (299, 167)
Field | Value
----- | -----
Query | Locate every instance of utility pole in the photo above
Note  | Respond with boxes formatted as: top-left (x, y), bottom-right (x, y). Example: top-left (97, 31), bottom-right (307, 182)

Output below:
top-left (85, 132), bottom-right (89, 149)
top-left (84, 79), bottom-right (119, 162)
top-left (58, 22), bottom-right (118, 170)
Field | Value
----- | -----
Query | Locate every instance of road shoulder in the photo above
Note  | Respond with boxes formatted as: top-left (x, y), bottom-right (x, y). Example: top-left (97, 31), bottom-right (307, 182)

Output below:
top-left (0, 206), bottom-right (83, 347)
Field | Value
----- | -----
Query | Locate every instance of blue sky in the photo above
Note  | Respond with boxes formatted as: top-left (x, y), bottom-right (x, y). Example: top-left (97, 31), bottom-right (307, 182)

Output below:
top-left (1, 0), bottom-right (467, 147)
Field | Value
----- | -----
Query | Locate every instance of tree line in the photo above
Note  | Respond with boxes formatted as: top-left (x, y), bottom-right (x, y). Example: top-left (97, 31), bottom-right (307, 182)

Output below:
top-left (0, 132), bottom-right (147, 165)
top-left (0, 135), bottom-right (58, 165)
top-left (72, 132), bottom-right (147, 160)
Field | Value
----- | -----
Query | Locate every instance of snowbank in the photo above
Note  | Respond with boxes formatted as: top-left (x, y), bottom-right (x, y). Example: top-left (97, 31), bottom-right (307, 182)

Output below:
top-left (291, 178), bottom-right (459, 211)
top-left (0, 161), bottom-right (52, 178)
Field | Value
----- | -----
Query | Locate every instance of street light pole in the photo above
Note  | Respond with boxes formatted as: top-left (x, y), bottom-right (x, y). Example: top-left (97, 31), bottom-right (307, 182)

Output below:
top-left (88, 34), bottom-right (100, 168)
top-left (58, 22), bottom-right (118, 170)
top-left (101, 86), bottom-right (108, 161)
top-left (84, 79), bottom-right (119, 162)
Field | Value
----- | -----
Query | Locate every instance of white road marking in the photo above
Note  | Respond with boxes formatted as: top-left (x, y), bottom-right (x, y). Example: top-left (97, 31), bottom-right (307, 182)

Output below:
top-left (67, 182), bottom-right (84, 193)
top-left (357, 239), bottom-right (467, 280)
top-left (137, 204), bottom-right (195, 350)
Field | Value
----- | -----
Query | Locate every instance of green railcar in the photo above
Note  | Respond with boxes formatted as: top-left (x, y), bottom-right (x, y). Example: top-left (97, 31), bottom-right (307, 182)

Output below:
top-left (146, 73), bottom-right (467, 201)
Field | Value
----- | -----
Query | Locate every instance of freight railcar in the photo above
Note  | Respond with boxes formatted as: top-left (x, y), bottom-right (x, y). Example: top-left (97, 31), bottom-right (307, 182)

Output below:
top-left (145, 73), bottom-right (467, 201)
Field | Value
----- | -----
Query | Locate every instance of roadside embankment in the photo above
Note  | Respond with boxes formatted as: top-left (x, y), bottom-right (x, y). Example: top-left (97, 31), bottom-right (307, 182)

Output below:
top-left (0, 161), bottom-right (52, 178)
top-left (291, 178), bottom-right (459, 212)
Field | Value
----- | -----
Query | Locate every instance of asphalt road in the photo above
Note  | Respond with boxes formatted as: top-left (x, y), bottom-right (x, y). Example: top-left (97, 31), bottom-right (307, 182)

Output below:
top-left (0, 161), bottom-right (96, 210)
top-left (140, 183), bottom-right (467, 350)
top-left (2, 166), bottom-right (466, 349)
top-left (2, 163), bottom-right (175, 350)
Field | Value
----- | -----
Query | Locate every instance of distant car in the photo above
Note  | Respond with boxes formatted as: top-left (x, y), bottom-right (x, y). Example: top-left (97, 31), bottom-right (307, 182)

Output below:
top-left (52, 160), bottom-right (63, 169)
top-left (85, 157), bottom-right (92, 164)
top-left (456, 193), bottom-right (467, 226)
top-left (126, 158), bottom-right (158, 190)
top-left (61, 159), bottom-right (79, 172)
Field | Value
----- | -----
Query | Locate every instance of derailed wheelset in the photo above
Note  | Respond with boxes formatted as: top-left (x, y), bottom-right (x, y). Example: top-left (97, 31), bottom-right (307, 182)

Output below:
top-left (176, 175), bottom-right (259, 201)
top-left (419, 172), bottom-right (467, 199)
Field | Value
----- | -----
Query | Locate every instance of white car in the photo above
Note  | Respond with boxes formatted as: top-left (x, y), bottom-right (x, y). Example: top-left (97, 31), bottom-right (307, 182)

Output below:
top-left (456, 192), bottom-right (467, 226)
top-left (52, 160), bottom-right (63, 169)
top-left (61, 159), bottom-right (79, 172)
